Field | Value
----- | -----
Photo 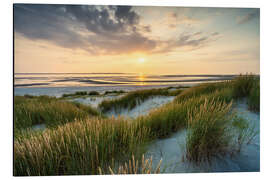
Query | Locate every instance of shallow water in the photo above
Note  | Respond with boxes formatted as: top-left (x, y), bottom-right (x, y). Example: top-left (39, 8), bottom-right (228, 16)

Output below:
top-left (15, 73), bottom-right (235, 88)
top-left (15, 85), bottom-right (191, 98)
top-left (14, 73), bottom-right (234, 97)
top-left (145, 100), bottom-right (260, 173)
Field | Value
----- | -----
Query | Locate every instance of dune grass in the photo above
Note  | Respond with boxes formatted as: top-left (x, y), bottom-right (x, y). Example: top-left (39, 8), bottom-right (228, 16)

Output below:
top-left (98, 88), bottom-right (181, 113)
top-left (232, 115), bottom-right (259, 152)
top-left (174, 81), bottom-right (232, 103)
top-left (247, 78), bottom-right (260, 112)
top-left (104, 90), bottom-right (126, 95)
top-left (166, 85), bottom-right (189, 90)
top-left (14, 74), bottom-right (260, 175)
top-left (136, 88), bottom-right (234, 140)
top-left (99, 88), bottom-right (169, 112)
top-left (98, 155), bottom-right (162, 175)
top-left (14, 117), bottom-right (151, 175)
top-left (186, 99), bottom-right (234, 163)
top-left (14, 89), bottom-right (235, 176)
top-left (62, 91), bottom-right (100, 98)
top-left (230, 74), bottom-right (260, 111)
top-left (232, 74), bottom-right (256, 98)
top-left (14, 95), bottom-right (101, 131)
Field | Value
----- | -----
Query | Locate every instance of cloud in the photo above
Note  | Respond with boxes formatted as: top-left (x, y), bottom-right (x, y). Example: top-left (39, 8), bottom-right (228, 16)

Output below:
top-left (165, 12), bottom-right (199, 29)
top-left (14, 4), bottom-right (89, 50)
top-left (64, 5), bottom-right (139, 36)
top-left (237, 9), bottom-right (260, 24)
top-left (14, 4), bottom-right (216, 55)
top-left (211, 32), bottom-right (219, 36)
top-left (14, 4), bottom-right (158, 55)
top-left (153, 31), bottom-right (217, 54)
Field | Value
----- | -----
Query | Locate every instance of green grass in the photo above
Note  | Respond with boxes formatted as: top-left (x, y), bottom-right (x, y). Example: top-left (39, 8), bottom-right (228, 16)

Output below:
top-left (137, 88), bottom-right (234, 139)
top-left (232, 114), bottom-right (259, 152)
top-left (62, 91), bottom-right (100, 98)
top-left (186, 99), bottom-right (234, 163)
top-left (99, 88), bottom-right (180, 113)
top-left (14, 95), bottom-right (101, 131)
top-left (98, 154), bottom-right (162, 174)
top-left (88, 91), bottom-right (100, 96)
top-left (174, 81), bottom-right (232, 103)
top-left (232, 74), bottom-right (257, 98)
top-left (166, 85), bottom-right (189, 90)
top-left (99, 88), bottom-right (168, 112)
top-left (14, 88), bottom-right (235, 176)
top-left (14, 74), bottom-right (260, 175)
top-left (103, 90), bottom-right (125, 95)
top-left (14, 117), bottom-right (150, 175)
top-left (247, 78), bottom-right (260, 112)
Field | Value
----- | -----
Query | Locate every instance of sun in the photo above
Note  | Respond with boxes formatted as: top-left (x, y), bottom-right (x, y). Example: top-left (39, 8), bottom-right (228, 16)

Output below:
top-left (138, 58), bottom-right (145, 63)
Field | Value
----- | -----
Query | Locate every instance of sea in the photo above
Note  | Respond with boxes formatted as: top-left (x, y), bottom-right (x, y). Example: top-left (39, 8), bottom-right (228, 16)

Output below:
top-left (14, 73), bottom-right (236, 97)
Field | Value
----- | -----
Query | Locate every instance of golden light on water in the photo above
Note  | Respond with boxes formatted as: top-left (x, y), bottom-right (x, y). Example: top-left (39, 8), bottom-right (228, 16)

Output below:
top-left (138, 73), bottom-right (145, 85)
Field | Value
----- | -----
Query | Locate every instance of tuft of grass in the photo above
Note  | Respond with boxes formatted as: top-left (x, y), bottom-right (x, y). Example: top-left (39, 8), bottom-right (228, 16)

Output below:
top-left (137, 88), bottom-right (234, 139)
top-left (62, 91), bottom-right (100, 98)
top-left (99, 88), bottom-right (171, 112)
top-left (186, 98), bottom-right (234, 163)
top-left (98, 154), bottom-right (162, 174)
top-left (24, 94), bottom-right (35, 98)
top-left (232, 115), bottom-right (259, 152)
top-left (14, 117), bottom-right (150, 176)
top-left (104, 90), bottom-right (125, 95)
top-left (174, 81), bottom-right (231, 103)
top-left (14, 95), bottom-right (101, 131)
top-left (248, 78), bottom-right (260, 112)
top-left (232, 74), bottom-right (256, 99)
top-left (167, 89), bottom-right (183, 96)
top-left (166, 85), bottom-right (189, 90)
top-left (88, 91), bottom-right (100, 96)
top-left (75, 91), bottom-right (87, 96)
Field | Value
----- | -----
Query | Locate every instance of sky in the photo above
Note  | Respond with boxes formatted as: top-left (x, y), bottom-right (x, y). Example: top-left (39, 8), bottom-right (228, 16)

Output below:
top-left (14, 4), bottom-right (260, 75)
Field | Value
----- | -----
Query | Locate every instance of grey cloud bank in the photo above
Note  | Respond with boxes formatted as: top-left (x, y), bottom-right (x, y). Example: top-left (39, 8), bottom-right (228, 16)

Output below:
top-left (14, 4), bottom-right (219, 55)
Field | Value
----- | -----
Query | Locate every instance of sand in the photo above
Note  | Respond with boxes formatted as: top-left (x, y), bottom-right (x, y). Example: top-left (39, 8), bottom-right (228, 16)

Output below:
top-left (70, 94), bottom-right (175, 118)
top-left (106, 96), bottom-right (175, 118)
top-left (145, 99), bottom-right (260, 173)
top-left (31, 95), bottom-right (175, 130)
top-left (30, 95), bottom-right (260, 173)
top-left (32, 124), bottom-right (46, 131)
top-left (68, 94), bottom-right (123, 108)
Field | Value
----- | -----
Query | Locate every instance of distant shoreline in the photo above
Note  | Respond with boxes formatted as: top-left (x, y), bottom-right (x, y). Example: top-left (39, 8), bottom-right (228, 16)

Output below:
top-left (14, 78), bottom-right (233, 87)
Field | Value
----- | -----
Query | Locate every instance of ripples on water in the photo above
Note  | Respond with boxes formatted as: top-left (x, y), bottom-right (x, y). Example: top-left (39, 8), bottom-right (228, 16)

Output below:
top-left (14, 73), bottom-right (235, 87)
top-left (14, 73), bottom-right (236, 97)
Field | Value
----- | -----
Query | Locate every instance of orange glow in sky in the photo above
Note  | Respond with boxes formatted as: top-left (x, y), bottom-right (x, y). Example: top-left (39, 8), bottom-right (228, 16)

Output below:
top-left (14, 5), bottom-right (260, 75)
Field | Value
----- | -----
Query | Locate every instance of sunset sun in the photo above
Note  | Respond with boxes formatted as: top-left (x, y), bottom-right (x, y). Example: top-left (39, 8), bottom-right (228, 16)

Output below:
top-left (138, 58), bottom-right (145, 63)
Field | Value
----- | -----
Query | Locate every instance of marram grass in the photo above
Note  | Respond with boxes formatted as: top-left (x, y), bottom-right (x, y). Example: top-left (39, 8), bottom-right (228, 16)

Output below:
top-left (247, 77), bottom-right (260, 112)
top-left (186, 99), bottom-right (234, 163)
top-left (98, 88), bottom-right (181, 113)
top-left (14, 117), bottom-right (150, 175)
top-left (14, 95), bottom-right (101, 131)
top-left (14, 89), bottom-right (234, 176)
top-left (98, 154), bottom-right (162, 175)
top-left (14, 74), bottom-right (260, 175)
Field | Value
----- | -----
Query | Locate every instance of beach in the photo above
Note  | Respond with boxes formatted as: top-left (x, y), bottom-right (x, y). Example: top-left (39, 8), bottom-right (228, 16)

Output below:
top-left (14, 75), bottom-right (260, 175)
